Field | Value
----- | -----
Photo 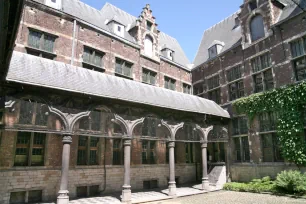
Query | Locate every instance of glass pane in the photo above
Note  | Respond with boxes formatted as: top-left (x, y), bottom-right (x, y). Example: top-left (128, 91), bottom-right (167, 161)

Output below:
top-left (28, 190), bottom-right (42, 203)
top-left (90, 111), bottom-right (101, 131)
top-left (150, 72), bottom-right (156, 85)
top-left (43, 34), bottom-right (55, 52)
top-left (291, 40), bottom-right (304, 58)
top-left (115, 59), bottom-right (123, 74)
top-left (83, 47), bottom-right (91, 64)
top-left (254, 74), bottom-right (263, 93)
top-left (273, 134), bottom-right (283, 162)
top-left (142, 69), bottom-right (148, 83)
top-left (250, 15), bottom-right (265, 42)
top-left (10, 192), bottom-right (26, 204)
top-left (35, 103), bottom-right (48, 126)
top-left (19, 100), bottom-right (34, 124)
top-left (28, 30), bottom-right (41, 49)
top-left (261, 53), bottom-right (271, 69)
top-left (262, 134), bottom-right (274, 162)
top-left (94, 52), bottom-right (103, 67)
top-left (264, 69), bottom-right (274, 91)
top-left (124, 62), bottom-right (132, 77)
top-left (142, 141), bottom-right (148, 164)
top-left (251, 57), bottom-right (261, 73)
top-left (31, 133), bottom-right (45, 166)
top-left (234, 138), bottom-right (241, 162)
top-left (294, 57), bottom-right (306, 81)
top-left (241, 137), bottom-right (250, 162)
top-left (15, 132), bottom-right (31, 166)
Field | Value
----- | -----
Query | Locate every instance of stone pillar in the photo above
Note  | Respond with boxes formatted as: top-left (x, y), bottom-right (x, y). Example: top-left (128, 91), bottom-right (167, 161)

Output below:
top-left (168, 141), bottom-right (176, 196)
top-left (57, 135), bottom-right (72, 204)
top-left (122, 137), bottom-right (132, 204)
top-left (201, 141), bottom-right (209, 190)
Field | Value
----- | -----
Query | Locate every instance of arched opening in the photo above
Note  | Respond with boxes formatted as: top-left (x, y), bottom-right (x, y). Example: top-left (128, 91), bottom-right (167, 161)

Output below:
top-left (250, 15), bottom-right (265, 42)
top-left (144, 35), bottom-right (153, 57)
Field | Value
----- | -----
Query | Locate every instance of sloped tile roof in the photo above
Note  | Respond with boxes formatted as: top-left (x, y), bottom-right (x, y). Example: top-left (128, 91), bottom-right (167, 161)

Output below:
top-left (32, 0), bottom-right (190, 69)
top-left (193, 12), bottom-right (242, 68)
top-left (7, 52), bottom-right (229, 118)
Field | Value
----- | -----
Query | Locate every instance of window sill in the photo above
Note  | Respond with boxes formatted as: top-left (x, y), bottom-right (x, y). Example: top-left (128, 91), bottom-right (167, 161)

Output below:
top-left (142, 81), bottom-right (156, 86)
top-left (25, 46), bottom-right (57, 58)
top-left (82, 62), bottom-right (105, 72)
top-left (258, 130), bottom-right (277, 134)
top-left (232, 134), bottom-right (248, 137)
top-left (115, 72), bottom-right (133, 80)
top-left (251, 65), bottom-right (273, 75)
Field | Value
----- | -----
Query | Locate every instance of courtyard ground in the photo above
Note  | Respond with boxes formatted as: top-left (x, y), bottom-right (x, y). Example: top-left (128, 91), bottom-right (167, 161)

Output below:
top-left (147, 191), bottom-right (306, 204)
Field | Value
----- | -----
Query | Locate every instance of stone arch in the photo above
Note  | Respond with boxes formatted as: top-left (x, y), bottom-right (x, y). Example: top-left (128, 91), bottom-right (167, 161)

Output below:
top-left (161, 120), bottom-right (184, 140)
top-left (195, 125), bottom-right (213, 143)
top-left (111, 114), bottom-right (145, 137)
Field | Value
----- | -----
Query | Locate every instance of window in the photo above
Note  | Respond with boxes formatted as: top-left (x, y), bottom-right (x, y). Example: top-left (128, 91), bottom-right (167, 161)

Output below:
top-left (211, 142), bottom-right (225, 162)
top-left (291, 39), bottom-right (305, 58)
top-left (143, 180), bottom-right (158, 189)
top-left (233, 136), bottom-right (250, 162)
top-left (10, 190), bottom-right (42, 204)
top-left (147, 21), bottom-right (153, 31)
top-left (144, 35), bottom-right (153, 57)
top-left (77, 136), bottom-right (100, 165)
top-left (18, 99), bottom-right (49, 126)
top-left (82, 47), bottom-right (104, 71)
top-left (14, 132), bottom-right (46, 166)
top-left (253, 69), bottom-right (274, 93)
top-left (261, 133), bottom-right (283, 162)
top-left (185, 143), bottom-right (194, 163)
top-left (164, 76), bottom-right (176, 90)
top-left (27, 29), bottom-right (56, 59)
top-left (142, 118), bottom-right (157, 137)
top-left (229, 80), bottom-right (244, 101)
top-left (232, 117), bottom-right (248, 136)
top-left (207, 75), bottom-right (220, 90)
top-left (76, 185), bottom-right (100, 198)
top-left (117, 26), bottom-right (121, 32)
top-left (183, 84), bottom-right (191, 94)
top-left (208, 89), bottom-right (221, 104)
top-left (259, 112), bottom-right (278, 132)
top-left (290, 38), bottom-right (306, 81)
top-left (142, 141), bottom-right (156, 164)
top-left (251, 53), bottom-right (271, 73)
top-left (142, 68), bottom-right (157, 85)
top-left (115, 58), bottom-right (133, 79)
top-left (249, 0), bottom-right (257, 11)
top-left (250, 15), bottom-right (265, 42)
top-left (113, 139), bottom-right (123, 165)
top-left (227, 65), bottom-right (242, 82)
top-left (78, 111), bottom-right (102, 131)
top-left (208, 45), bottom-right (217, 59)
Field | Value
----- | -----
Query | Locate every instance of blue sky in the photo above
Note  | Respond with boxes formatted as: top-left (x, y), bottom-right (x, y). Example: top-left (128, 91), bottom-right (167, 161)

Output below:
top-left (82, 0), bottom-right (242, 63)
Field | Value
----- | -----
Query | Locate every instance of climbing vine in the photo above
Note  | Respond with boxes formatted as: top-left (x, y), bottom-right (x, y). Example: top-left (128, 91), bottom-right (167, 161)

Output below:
top-left (233, 82), bottom-right (306, 166)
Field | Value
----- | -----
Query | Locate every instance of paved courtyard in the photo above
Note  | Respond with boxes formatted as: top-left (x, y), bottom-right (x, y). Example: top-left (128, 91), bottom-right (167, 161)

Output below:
top-left (147, 191), bottom-right (306, 204)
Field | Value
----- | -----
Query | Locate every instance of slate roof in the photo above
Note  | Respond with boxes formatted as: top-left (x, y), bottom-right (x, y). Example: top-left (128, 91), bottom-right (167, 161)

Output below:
top-left (7, 52), bottom-right (229, 118)
top-left (32, 0), bottom-right (190, 69)
top-left (193, 12), bottom-right (242, 68)
top-left (193, 0), bottom-right (306, 69)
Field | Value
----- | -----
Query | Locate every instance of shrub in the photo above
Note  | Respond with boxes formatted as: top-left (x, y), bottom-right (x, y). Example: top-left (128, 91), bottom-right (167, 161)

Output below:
top-left (275, 170), bottom-right (306, 195)
top-left (224, 177), bottom-right (275, 193)
top-left (223, 182), bottom-right (249, 192)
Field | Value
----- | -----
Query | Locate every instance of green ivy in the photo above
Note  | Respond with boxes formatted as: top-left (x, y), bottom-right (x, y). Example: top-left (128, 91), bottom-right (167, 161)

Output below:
top-left (233, 82), bottom-right (306, 166)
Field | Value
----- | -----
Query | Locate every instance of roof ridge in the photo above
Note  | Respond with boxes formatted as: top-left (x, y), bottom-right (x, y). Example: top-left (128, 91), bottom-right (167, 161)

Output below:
top-left (102, 1), bottom-right (137, 21)
top-left (204, 10), bottom-right (240, 33)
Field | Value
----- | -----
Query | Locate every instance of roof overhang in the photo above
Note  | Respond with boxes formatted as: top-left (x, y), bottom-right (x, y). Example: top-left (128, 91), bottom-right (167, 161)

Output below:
top-left (7, 52), bottom-right (230, 119)
top-left (0, 0), bottom-right (25, 81)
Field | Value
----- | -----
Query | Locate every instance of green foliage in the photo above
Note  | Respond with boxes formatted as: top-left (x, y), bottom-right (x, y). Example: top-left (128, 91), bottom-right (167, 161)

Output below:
top-left (275, 170), bottom-right (306, 195)
top-left (223, 177), bottom-right (275, 193)
top-left (233, 82), bottom-right (306, 166)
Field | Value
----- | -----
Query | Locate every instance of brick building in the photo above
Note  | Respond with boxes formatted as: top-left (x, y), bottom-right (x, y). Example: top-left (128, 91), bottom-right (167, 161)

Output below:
top-left (192, 0), bottom-right (306, 182)
top-left (0, 0), bottom-right (230, 204)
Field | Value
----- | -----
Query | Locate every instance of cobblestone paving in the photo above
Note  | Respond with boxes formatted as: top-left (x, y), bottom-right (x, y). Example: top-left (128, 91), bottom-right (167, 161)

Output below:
top-left (147, 191), bottom-right (306, 204)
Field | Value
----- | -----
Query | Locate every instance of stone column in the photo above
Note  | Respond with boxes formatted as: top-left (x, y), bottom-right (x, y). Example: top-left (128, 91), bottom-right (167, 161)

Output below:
top-left (168, 141), bottom-right (176, 196)
top-left (57, 135), bottom-right (72, 204)
top-left (122, 137), bottom-right (132, 204)
top-left (201, 141), bottom-right (209, 190)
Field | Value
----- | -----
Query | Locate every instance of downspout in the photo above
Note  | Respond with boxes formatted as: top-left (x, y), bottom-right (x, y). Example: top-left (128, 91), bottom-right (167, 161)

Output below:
top-left (71, 19), bottom-right (77, 65)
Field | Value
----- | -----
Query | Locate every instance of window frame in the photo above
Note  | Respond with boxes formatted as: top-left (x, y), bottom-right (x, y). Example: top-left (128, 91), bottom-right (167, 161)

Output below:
top-left (141, 140), bottom-right (156, 164)
top-left (26, 28), bottom-right (57, 59)
top-left (142, 68), bottom-right (157, 85)
top-left (228, 80), bottom-right (244, 101)
top-left (259, 112), bottom-right (278, 132)
top-left (290, 37), bottom-right (306, 82)
top-left (164, 76), bottom-right (176, 91)
top-left (261, 133), bottom-right (284, 162)
top-left (14, 132), bottom-right (46, 167)
top-left (233, 136), bottom-right (250, 163)
top-left (146, 21), bottom-right (153, 31)
top-left (77, 136), bottom-right (100, 166)
top-left (232, 117), bottom-right (248, 136)
top-left (115, 58), bottom-right (133, 79)
top-left (208, 88), bottom-right (221, 104)
top-left (183, 83), bottom-right (191, 94)
top-left (82, 46), bottom-right (105, 72)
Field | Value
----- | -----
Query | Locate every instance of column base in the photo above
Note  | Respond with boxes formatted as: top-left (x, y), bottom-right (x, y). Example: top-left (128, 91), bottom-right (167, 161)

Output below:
top-left (168, 181), bottom-right (176, 196)
top-left (202, 177), bottom-right (209, 190)
top-left (57, 190), bottom-right (69, 204)
top-left (121, 186), bottom-right (131, 204)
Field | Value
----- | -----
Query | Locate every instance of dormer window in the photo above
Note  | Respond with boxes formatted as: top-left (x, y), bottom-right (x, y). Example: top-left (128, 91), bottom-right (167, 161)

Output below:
top-left (147, 21), bottom-right (152, 31)
top-left (249, 0), bottom-right (257, 11)
top-left (208, 44), bottom-right (223, 59)
top-left (114, 24), bottom-right (124, 38)
top-left (45, 0), bottom-right (61, 9)
top-left (162, 48), bottom-right (174, 61)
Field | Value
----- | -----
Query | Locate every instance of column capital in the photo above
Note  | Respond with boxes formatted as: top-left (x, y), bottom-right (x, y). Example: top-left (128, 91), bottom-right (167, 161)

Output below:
top-left (201, 141), bottom-right (208, 148)
top-left (62, 135), bottom-right (72, 144)
top-left (123, 137), bottom-right (132, 146)
top-left (168, 141), bottom-right (175, 148)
